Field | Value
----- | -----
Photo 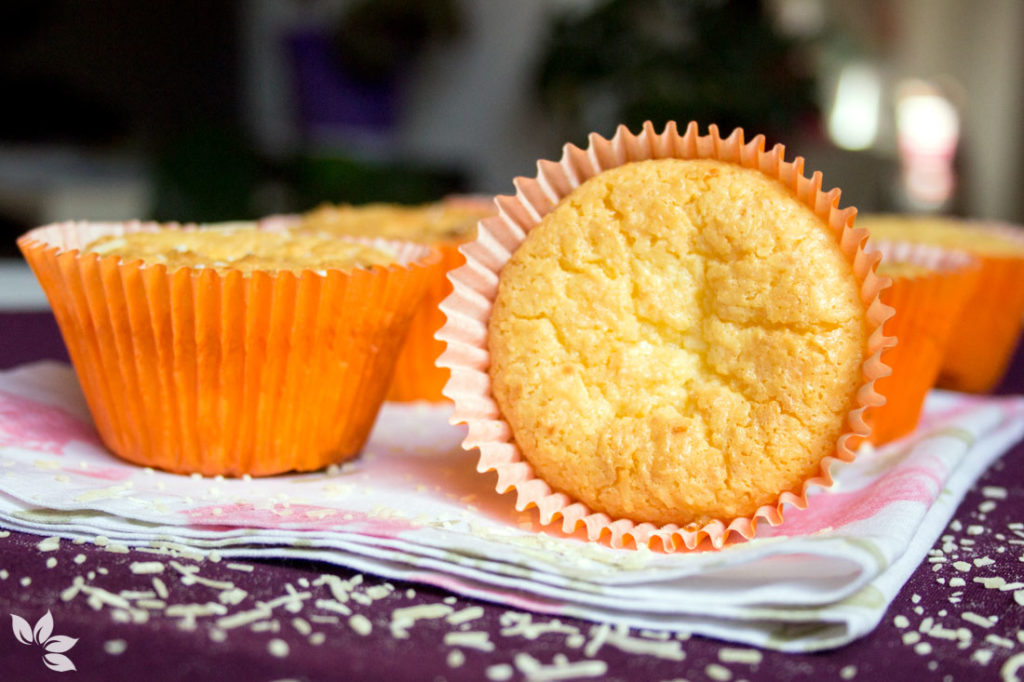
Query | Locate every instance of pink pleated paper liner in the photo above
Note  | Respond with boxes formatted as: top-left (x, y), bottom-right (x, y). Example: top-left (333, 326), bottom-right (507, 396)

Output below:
top-left (436, 121), bottom-right (895, 552)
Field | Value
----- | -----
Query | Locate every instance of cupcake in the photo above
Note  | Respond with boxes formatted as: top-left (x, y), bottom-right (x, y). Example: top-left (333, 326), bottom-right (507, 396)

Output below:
top-left (298, 199), bottom-right (490, 244)
top-left (438, 122), bottom-right (892, 550)
top-left (85, 223), bottom-right (398, 272)
top-left (293, 197), bottom-right (495, 402)
top-left (17, 221), bottom-right (440, 476)
top-left (860, 214), bottom-right (1024, 393)
top-left (870, 242), bottom-right (980, 443)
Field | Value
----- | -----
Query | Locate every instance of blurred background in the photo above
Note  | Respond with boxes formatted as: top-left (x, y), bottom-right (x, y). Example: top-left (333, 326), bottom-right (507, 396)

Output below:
top-left (1, 0), bottom-right (1022, 307)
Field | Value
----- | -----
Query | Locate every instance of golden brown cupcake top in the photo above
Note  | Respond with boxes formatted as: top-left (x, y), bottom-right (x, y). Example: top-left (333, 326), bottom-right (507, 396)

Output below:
top-left (294, 199), bottom-right (493, 243)
top-left (875, 261), bottom-right (936, 279)
top-left (861, 214), bottom-right (1024, 258)
top-left (84, 224), bottom-right (396, 275)
top-left (488, 158), bottom-right (867, 527)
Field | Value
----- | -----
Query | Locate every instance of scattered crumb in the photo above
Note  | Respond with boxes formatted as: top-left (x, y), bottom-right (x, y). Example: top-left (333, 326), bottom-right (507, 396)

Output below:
top-left (985, 634), bottom-right (1014, 649)
top-left (267, 638), bottom-right (289, 658)
top-left (963, 612), bottom-right (995, 629)
top-left (447, 607), bottom-right (484, 626)
top-left (349, 614), bottom-right (372, 636)
top-left (719, 647), bottom-right (762, 665)
top-left (444, 631), bottom-right (495, 652)
top-left (104, 639), bottom-right (127, 655)
top-left (705, 663), bottom-right (732, 681)
top-left (291, 618), bottom-right (312, 637)
top-left (486, 664), bottom-right (513, 681)
top-left (36, 536), bottom-right (60, 552)
top-left (389, 604), bottom-right (452, 639)
top-left (972, 649), bottom-right (993, 665)
top-left (447, 649), bottom-right (466, 668)
top-left (152, 577), bottom-right (169, 600)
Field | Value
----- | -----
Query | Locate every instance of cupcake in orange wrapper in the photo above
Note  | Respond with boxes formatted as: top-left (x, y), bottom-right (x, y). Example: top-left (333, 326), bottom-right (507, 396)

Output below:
top-left (17, 221), bottom-right (441, 476)
top-left (436, 122), bottom-right (894, 552)
top-left (860, 215), bottom-right (1024, 393)
top-left (869, 241), bottom-right (980, 444)
top-left (293, 197), bottom-right (496, 402)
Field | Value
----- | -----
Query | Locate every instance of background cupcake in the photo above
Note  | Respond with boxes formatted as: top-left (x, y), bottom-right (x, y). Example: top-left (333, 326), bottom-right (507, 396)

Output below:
top-left (293, 197), bottom-right (495, 402)
top-left (18, 221), bottom-right (440, 476)
top-left (860, 215), bottom-right (1024, 393)
top-left (870, 241), bottom-right (980, 443)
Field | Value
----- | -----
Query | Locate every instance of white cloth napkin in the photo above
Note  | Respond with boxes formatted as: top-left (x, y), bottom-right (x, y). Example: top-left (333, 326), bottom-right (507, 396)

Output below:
top-left (1, 361), bottom-right (1022, 652)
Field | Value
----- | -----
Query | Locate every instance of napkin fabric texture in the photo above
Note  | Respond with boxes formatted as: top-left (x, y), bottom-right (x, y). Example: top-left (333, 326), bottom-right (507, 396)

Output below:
top-left (1, 362), bottom-right (1022, 652)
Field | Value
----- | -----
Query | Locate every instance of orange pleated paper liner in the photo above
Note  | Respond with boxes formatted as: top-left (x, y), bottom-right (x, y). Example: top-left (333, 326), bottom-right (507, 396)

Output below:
top-left (385, 239), bottom-right (467, 402)
top-left (937, 223), bottom-right (1024, 393)
top-left (869, 241), bottom-right (980, 444)
top-left (435, 121), bottom-right (894, 552)
top-left (385, 196), bottom-right (497, 402)
top-left (18, 221), bottom-right (441, 476)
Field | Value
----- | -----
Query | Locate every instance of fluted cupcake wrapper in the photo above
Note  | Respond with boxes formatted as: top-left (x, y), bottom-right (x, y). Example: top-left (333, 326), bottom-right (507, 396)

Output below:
top-left (18, 221), bottom-right (441, 476)
top-left (381, 195), bottom-right (497, 402)
top-left (436, 121), bottom-right (895, 552)
top-left (935, 222), bottom-right (1024, 393)
top-left (870, 241), bottom-right (980, 444)
top-left (267, 201), bottom-right (490, 403)
top-left (385, 240), bottom-right (467, 402)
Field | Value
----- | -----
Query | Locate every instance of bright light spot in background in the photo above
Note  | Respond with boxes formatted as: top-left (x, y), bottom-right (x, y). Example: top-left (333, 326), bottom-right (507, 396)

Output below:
top-left (771, 0), bottom-right (826, 38)
top-left (828, 63), bottom-right (881, 151)
top-left (896, 79), bottom-right (960, 209)
top-left (897, 84), bottom-right (959, 159)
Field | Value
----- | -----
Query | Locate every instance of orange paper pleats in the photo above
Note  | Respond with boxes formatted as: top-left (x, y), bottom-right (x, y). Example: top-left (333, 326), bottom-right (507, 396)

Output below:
top-left (19, 221), bottom-right (440, 476)
top-left (870, 242), bottom-right (980, 443)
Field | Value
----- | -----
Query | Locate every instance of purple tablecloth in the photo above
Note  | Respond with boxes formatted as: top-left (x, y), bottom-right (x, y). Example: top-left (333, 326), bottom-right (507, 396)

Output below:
top-left (2, 311), bottom-right (1023, 681)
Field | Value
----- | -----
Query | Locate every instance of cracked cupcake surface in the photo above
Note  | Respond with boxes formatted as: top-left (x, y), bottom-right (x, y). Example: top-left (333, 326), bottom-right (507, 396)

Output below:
top-left (488, 158), bottom-right (867, 527)
top-left (85, 225), bottom-right (396, 275)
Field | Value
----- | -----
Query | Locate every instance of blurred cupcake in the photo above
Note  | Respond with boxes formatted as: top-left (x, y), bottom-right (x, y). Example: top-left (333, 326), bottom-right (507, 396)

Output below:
top-left (870, 241), bottom-right (980, 443)
top-left (18, 221), bottom-right (440, 476)
top-left (437, 122), bottom-right (892, 551)
top-left (293, 197), bottom-right (495, 401)
top-left (860, 214), bottom-right (1024, 393)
